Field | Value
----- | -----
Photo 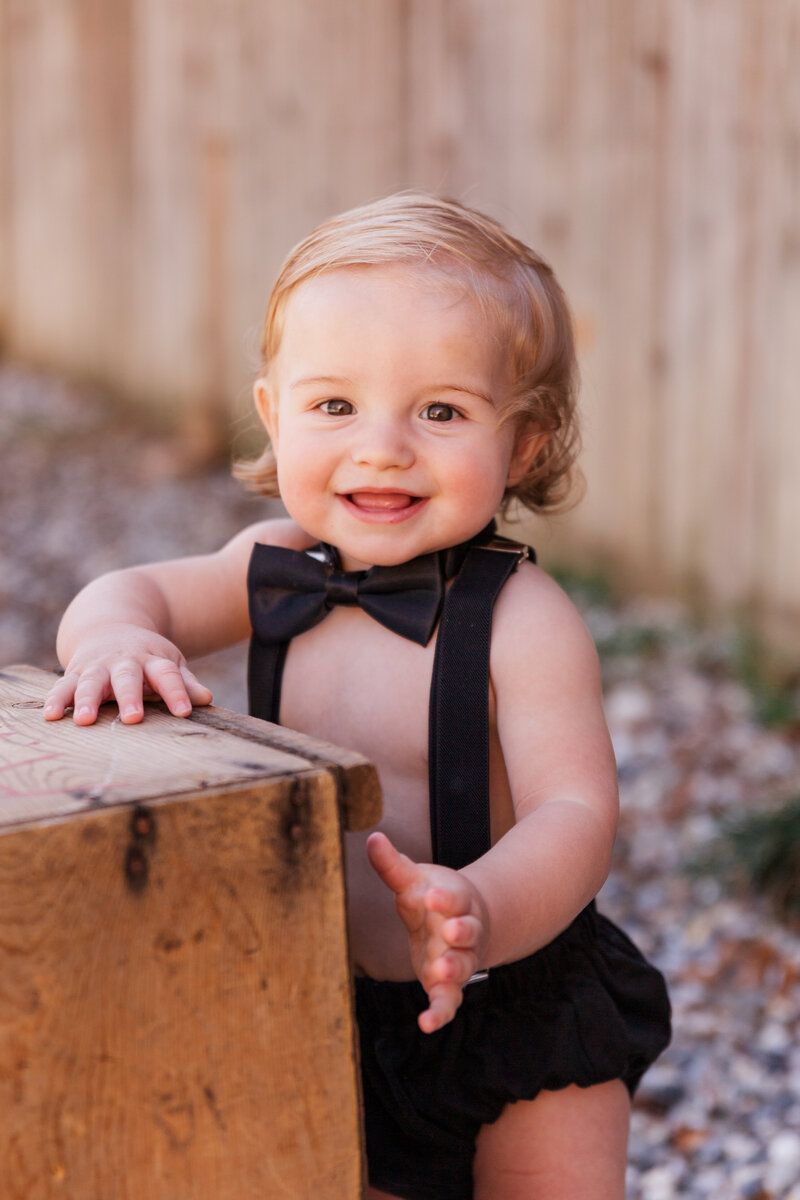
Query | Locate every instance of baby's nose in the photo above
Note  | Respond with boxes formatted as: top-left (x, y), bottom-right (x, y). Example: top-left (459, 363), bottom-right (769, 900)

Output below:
top-left (350, 419), bottom-right (415, 470)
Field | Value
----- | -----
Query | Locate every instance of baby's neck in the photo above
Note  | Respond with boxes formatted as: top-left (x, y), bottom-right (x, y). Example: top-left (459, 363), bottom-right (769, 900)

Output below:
top-left (322, 520), bottom-right (498, 574)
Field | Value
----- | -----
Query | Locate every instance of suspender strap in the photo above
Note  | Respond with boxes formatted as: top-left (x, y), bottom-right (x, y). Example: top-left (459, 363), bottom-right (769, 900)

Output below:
top-left (248, 639), bottom-right (287, 723)
top-left (428, 540), bottom-right (530, 870)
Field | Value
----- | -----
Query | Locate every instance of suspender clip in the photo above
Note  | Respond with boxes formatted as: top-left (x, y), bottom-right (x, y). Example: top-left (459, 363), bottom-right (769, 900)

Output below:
top-left (485, 536), bottom-right (531, 562)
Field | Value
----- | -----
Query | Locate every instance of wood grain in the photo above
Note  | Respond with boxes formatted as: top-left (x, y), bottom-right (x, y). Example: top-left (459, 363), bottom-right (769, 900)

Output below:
top-left (0, 665), bottom-right (381, 833)
top-left (0, 666), bottom-right (375, 1198)
top-left (191, 706), bottom-right (382, 833)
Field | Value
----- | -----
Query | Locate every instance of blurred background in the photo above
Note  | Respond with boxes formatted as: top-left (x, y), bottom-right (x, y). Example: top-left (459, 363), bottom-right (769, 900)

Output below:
top-left (2, 3), bottom-right (800, 1197)
top-left (1, 0), bottom-right (799, 657)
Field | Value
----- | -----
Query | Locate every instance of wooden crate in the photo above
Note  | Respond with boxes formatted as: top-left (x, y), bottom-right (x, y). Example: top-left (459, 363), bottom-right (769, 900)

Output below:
top-left (0, 665), bottom-right (381, 1200)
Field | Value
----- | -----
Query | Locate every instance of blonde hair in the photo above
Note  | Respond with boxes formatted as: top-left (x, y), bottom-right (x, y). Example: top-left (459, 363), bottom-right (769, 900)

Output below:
top-left (235, 192), bottom-right (581, 514)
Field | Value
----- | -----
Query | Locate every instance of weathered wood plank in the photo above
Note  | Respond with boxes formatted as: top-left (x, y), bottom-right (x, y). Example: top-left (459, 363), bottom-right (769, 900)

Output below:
top-left (0, 664), bottom-right (324, 826)
top-left (0, 773), bottom-right (364, 1198)
top-left (0, 665), bottom-right (371, 1198)
top-left (0, 665), bottom-right (382, 833)
top-left (191, 705), bottom-right (382, 833)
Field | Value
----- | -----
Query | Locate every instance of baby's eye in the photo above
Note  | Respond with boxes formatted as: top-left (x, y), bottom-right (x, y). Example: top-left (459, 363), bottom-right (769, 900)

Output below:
top-left (420, 403), bottom-right (460, 422)
top-left (319, 398), bottom-right (355, 416)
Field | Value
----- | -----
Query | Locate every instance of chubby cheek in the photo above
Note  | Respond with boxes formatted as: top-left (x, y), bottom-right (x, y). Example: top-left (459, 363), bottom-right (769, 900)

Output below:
top-left (442, 444), bottom-right (512, 513)
top-left (274, 443), bottom-right (327, 521)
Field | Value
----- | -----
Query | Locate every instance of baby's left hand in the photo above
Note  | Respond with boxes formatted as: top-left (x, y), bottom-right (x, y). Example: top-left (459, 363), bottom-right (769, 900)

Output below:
top-left (366, 831), bottom-right (490, 1034)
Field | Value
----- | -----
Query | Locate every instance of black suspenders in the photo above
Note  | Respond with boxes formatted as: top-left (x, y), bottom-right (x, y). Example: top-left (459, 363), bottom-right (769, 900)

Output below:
top-left (428, 539), bottom-right (530, 869)
top-left (248, 537), bottom-right (532, 870)
top-left (248, 639), bottom-right (287, 726)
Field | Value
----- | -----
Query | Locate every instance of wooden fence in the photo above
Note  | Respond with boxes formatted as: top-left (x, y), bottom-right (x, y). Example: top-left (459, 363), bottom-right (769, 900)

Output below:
top-left (1, 1), bottom-right (798, 655)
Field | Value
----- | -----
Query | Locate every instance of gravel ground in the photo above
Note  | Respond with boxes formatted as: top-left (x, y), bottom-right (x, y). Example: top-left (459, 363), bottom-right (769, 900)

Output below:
top-left (3, 363), bottom-right (800, 1198)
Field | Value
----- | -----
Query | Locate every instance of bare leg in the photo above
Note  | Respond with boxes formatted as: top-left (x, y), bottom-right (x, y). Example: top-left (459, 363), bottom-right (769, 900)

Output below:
top-left (473, 1081), bottom-right (630, 1200)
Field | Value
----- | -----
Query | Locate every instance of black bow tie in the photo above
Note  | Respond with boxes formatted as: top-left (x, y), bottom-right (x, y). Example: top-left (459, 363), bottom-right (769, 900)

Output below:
top-left (248, 522), bottom-right (496, 647)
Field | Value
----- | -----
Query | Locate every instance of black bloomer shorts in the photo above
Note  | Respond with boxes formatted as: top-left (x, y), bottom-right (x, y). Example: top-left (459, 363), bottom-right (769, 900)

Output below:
top-left (355, 902), bottom-right (671, 1200)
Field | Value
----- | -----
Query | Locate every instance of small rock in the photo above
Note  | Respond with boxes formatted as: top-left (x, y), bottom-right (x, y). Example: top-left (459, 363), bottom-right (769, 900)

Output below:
top-left (639, 1163), bottom-right (680, 1199)
top-left (605, 682), bottom-right (655, 727)
top-left (757, 1022), bottom-right (791, 1054)
top-left (767, 1129), bottom-right (800, 1172)
top-left (722, 1132), bottom-right (762, 1164)
top-left (669, 1125), bottom-right (709, 1154)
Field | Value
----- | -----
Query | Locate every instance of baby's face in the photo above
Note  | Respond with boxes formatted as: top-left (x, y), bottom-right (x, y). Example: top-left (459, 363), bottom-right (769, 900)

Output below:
top-left (256, 263), bottom-right (539, 570)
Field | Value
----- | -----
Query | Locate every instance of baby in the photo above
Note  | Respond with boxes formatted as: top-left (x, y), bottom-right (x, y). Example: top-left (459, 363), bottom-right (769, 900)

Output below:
top-left (45, 194), bottom-right (670, 1200)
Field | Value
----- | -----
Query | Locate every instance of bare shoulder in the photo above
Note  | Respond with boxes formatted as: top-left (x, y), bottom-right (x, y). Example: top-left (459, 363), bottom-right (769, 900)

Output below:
top-left (218, 516), bottom-right (315, 561)
top-left (138, 517), bottom-right (315, 652)
top-left (490, 559), bottom-right (602, 696)
top-left (141, 516), bottom-right (312, 592)
top-left (490, 561), bottom-right (616, 823)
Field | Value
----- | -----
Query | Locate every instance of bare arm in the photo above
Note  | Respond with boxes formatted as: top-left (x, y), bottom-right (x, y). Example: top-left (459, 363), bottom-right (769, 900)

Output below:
top-left (461, 566), bottom-right (618, 966)
top-left (45, 517), bottom-right (312, 724)
top-left (368, 565), bottom-right (618, 1031)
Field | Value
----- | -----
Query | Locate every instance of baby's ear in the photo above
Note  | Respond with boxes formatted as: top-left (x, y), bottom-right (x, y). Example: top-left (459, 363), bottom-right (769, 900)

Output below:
top-left (507, 428), bottom-right (549, 487)
top-left (253, 377), bottom-right (279, 444)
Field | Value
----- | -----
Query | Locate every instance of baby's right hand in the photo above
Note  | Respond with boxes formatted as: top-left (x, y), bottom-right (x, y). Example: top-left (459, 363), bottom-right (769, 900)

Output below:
top-left (43, 624), bottom-right (213, 725)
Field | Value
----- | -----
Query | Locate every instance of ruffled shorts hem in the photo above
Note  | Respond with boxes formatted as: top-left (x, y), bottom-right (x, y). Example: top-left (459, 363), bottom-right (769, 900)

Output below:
top-left (356, 901), bottom-right (671, 1200)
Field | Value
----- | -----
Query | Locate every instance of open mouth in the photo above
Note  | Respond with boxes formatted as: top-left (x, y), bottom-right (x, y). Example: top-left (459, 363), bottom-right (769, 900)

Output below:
top-left (339, 491), bottom-right (427, 522)
top-left (347, 491), bottom-right (420, 511)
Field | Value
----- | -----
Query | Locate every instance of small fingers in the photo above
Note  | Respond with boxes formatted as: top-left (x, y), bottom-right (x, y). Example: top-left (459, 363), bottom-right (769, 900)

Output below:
top-left (441, 914), bottom-right (482, 951)
top-left (109, 659), bottom-right (146, 723)
top-left (140, 660), bottom-right (212, 717)
top-left (43, 674), bottom-right (79, 721)
top-left (180, 666), bottom-right (213, 707)
top-left (366, 832), bottom-right (421, 897)
top-left (71, 667), bottom-right (112, 725)
top-left (427, 946), bottom-right (479, 989)
top-left (418, 981), bottom-right (463, 1034)
top-left (424, 885), bottom-right (471, 919)
top-left (143, 658), bottom-right (194, 718)
top-left (418, 947), bottom-right (479, 1034)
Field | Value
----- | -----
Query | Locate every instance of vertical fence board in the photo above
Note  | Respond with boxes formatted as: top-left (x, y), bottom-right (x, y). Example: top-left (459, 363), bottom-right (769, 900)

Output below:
top-left (753, 2), bottom-right (800, 642)
top-left (0, 0), bottom-right (10, 339)
top-left (226, 0), bottom-right (408, 399)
